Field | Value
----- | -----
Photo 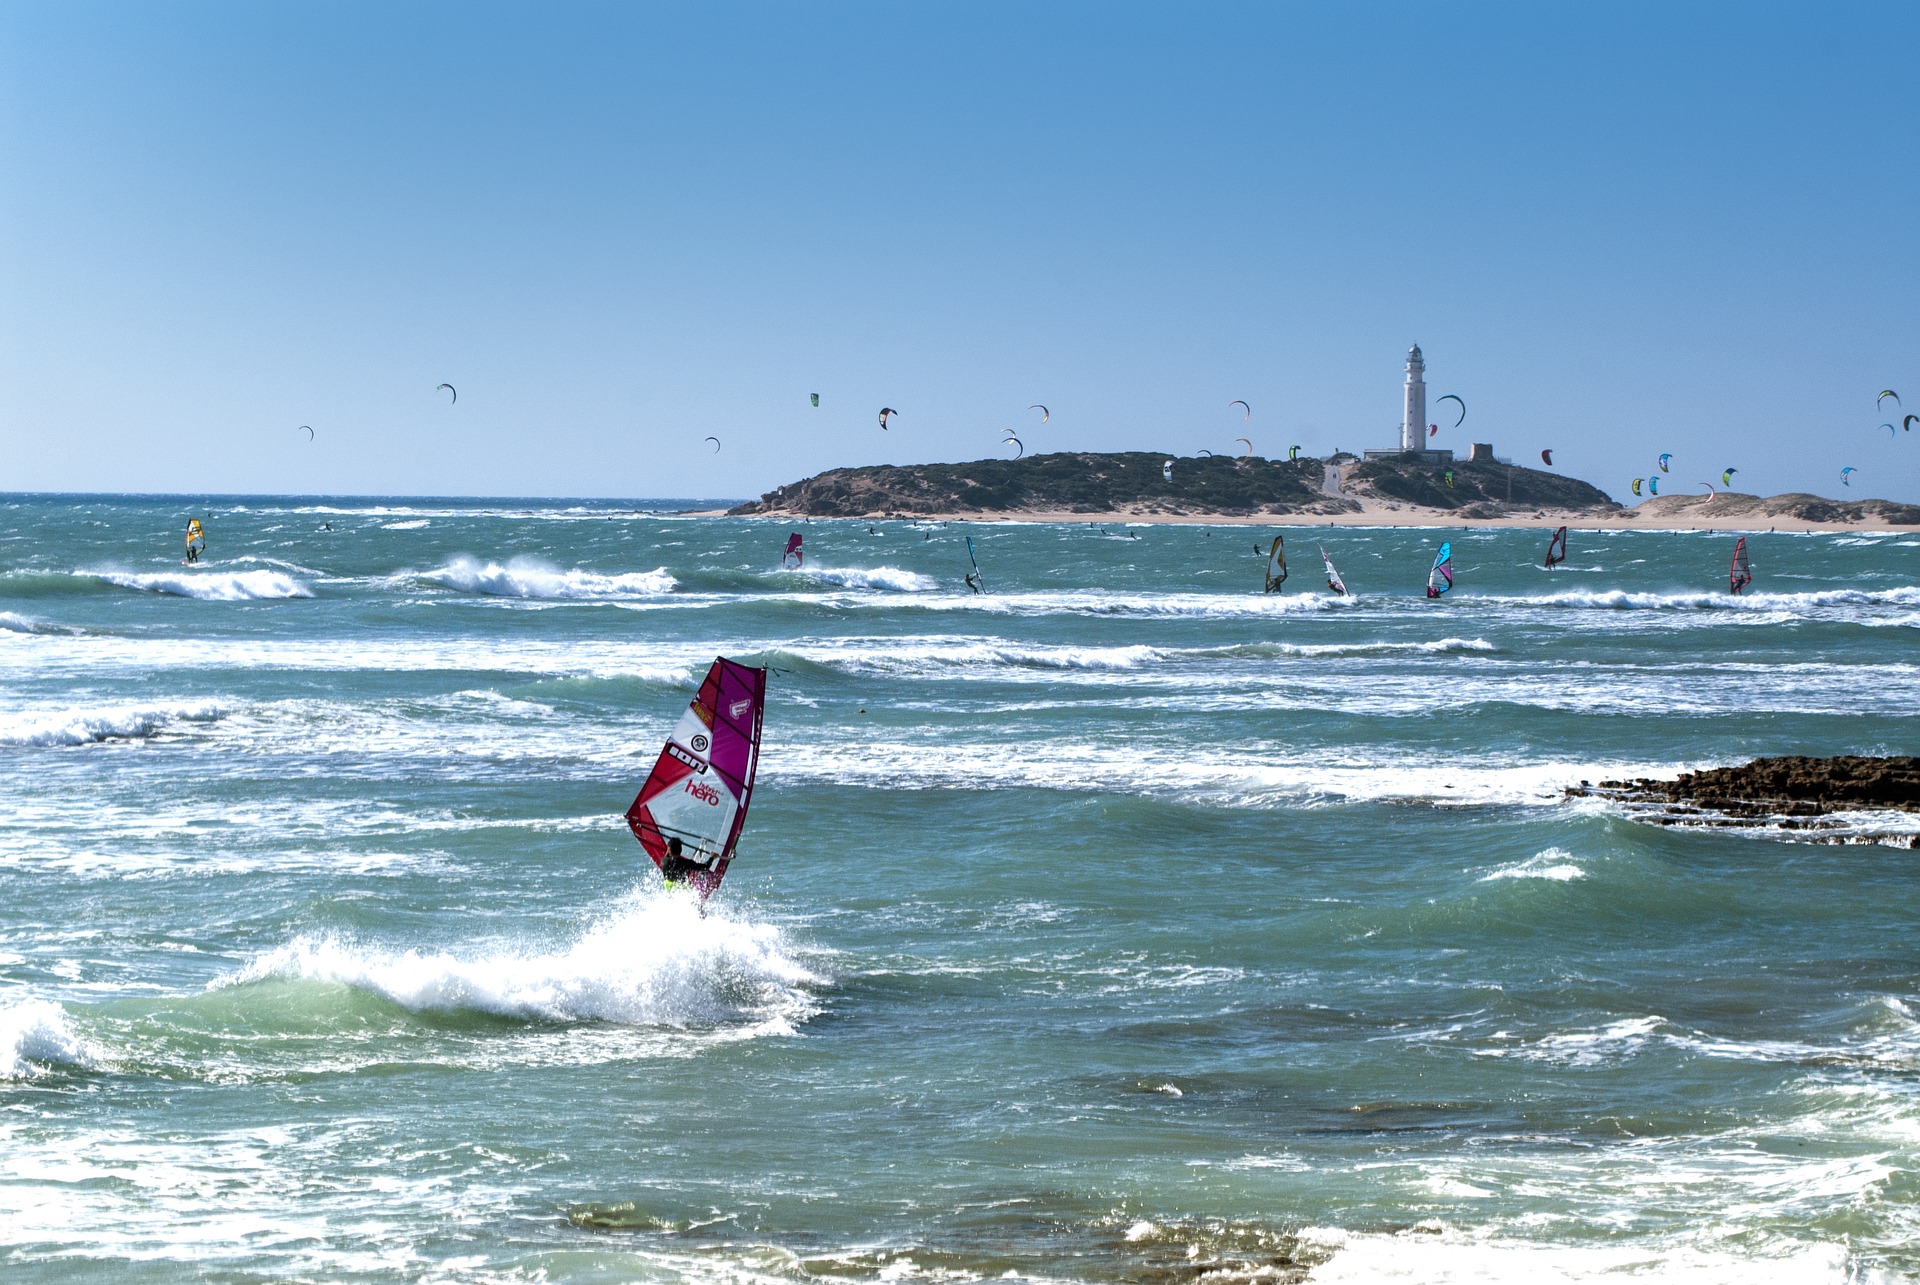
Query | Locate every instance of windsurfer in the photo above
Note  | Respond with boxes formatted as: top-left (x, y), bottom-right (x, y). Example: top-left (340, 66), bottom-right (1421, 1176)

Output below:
top-left (660, 836), bottom-right (710, 883)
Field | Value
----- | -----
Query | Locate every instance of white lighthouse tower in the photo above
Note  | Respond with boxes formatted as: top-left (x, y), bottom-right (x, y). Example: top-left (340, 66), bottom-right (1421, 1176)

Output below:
top-left (1363, 343), bottom-right (1453, 463)
top-left (1401, 343), bottom-right (1426, 452)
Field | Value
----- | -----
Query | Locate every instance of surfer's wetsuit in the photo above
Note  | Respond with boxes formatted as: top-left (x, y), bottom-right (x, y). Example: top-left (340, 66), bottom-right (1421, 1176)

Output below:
top-left (660, 837), bottom-right (710, 883)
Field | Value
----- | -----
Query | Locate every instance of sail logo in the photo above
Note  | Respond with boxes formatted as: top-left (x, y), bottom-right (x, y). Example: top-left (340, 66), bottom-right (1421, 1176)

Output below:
top-left (666, 742), bottom-right (708, 773)
top-left (729, 698), bottom-right (752, 719)
top-left (683, 780), bottom-right (721, 806)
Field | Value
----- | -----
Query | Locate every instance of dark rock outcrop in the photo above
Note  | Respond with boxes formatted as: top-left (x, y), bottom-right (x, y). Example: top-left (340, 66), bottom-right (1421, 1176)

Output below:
top-left (1569, 755), bottom-right (1920, 846)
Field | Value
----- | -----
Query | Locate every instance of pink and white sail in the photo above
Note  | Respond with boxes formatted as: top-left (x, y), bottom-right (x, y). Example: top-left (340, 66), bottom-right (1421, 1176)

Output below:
top-left (625, 657), bottom-right (767, 899)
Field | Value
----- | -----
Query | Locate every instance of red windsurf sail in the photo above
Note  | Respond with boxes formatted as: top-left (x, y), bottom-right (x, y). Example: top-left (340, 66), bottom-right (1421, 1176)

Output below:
top-left (626, 657), bottom-right (768, 900)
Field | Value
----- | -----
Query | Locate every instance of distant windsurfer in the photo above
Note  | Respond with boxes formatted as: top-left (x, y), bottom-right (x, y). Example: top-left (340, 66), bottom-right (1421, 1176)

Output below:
top-left (965, 568), bottom-right (983, 593)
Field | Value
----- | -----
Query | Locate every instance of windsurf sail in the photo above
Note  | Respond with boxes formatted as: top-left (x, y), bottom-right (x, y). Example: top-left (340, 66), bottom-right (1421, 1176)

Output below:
top-left (1729, 537), bottom-right (1752, 595)
top-left (1264, 535), bottom-right (1288, 592)
top-left (1544, 525), bottom-right (1567, 569)
top-left (964, 536), bottom-right (985, 593)
top-left (1319, 545), bottom-right (1347, 595)
top-left (625, 657), bottom-right (768, 901)
top-left (1426, 542), bottom-right (1453, 599)
top-left (782, 532), bottom-right (803, 568)
top-left (184, 519), bottom-right (206, 561)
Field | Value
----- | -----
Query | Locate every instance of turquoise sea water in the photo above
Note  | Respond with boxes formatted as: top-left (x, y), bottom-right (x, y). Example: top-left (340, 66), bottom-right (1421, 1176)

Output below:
top-left (3, 495), bottom-right (1920, 1283)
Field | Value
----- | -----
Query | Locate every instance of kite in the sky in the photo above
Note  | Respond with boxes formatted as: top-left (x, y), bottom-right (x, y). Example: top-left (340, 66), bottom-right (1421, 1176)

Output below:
top-left (1437, 394), bottom-right (1464, 427)
top-left (298, 425), bottom-right (314, 441)
top-left (810, 393), bottom-right (819, 407)
top-left (1235, 437), bottom-right (1253, 458)
top-left (1722, 467), bottom-right (1737, 486)
top-left (1841, 466), bottom-right (1858, 486)
top-left (1658, 453), bottom-right (1672, 473)
top-left (1229, 400), bottom-right (1250, 419)
top-left (1540, 449), bottom-right (1553, 466)
top-left (1005, 436), bottom-right (1024, 458)
top-left (436, 383), bottom-right (457, 404)
top-left (1879, 390), bottom-right (1900, 409)
top-left (1631, 478), bottom-right (1643, 496)
top-left (1029, 404), bottom-right (1049, 423)
top-left (878, 407), bottom-right (898, 430)
top-left (705, 436), bottom-right (721, 453)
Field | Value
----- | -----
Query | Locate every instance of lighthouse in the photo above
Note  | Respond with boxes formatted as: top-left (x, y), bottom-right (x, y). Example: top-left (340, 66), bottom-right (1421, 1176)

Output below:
top-left (1401, 344), bottom-right (1426, 452)
top-left (1363, 343), bottom-right (1455, 463)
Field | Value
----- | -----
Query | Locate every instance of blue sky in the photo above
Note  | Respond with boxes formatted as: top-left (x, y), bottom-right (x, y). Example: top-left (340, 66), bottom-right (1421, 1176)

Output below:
top-left (2, 2), bottom-right (1915, 501)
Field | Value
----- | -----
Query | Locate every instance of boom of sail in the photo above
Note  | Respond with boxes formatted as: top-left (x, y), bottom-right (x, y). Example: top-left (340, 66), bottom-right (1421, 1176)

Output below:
top-left (625, 657), bottom-right (768, 900)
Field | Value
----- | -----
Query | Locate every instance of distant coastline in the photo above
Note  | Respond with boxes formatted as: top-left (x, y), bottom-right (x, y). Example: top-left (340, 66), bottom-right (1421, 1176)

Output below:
top-left (725, 451), bottom-right (1920, 532)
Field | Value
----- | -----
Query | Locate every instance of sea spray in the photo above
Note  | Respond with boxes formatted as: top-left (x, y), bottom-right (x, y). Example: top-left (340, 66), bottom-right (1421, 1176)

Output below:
top-left (219, 892), bottom-right (823, 1028)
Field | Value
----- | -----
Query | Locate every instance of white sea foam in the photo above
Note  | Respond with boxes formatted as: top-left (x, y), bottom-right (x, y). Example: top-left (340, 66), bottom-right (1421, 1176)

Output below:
top-left (1480, 848), bottom-right (1586, 882)
top-left (419, 556), bottom-right (677, 599)
top-left (1300, 1225), bottom-right (1850, 1283)
top-left (0, 999), bottom-right (96, 1078)
top-left (380, 519), bottom-right (430, 530)
top-left (222, 894), bottom-right (822, 1030)
top-left (781, 635), bottom-right (1497, 679)
top-left (801, 565), bottom-right (940, 592)
top-left (87, 569), bottom-right (315, 600)
top-left (1465, 586), bottom-right (1920, 613)
top-left (0, 611), bottom-right (56, 633)
top-left (0, 700), bottom-right (224, 747)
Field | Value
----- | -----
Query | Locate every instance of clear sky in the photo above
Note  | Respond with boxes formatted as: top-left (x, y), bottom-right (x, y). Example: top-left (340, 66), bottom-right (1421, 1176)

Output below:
top-left (2, 2), bottom-right (1915, 502)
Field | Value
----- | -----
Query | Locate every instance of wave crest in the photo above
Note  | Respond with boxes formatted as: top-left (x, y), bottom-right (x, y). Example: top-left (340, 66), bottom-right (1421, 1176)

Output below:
top-left (89, 570), bottom-right (315, 601)
top-left (801, 565), bottom-right (940, 592)
top-left (221, 895), bottom-right (821, 1029)
top-left (0, 700), bottom-right (225, 747)
top-left (0, 1000), bottom-right (97, 1078)
top-left (421, 556), bottom-right (678, 599)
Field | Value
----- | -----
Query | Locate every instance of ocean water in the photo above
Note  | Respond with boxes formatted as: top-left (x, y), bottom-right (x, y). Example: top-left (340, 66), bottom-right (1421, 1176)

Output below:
top-left (3, 494), bottom-right (1920, 1284)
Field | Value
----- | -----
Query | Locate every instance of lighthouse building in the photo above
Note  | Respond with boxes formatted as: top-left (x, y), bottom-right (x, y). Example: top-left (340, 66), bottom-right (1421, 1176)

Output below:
top-left (1364, 344), bottom-right (1455, 464)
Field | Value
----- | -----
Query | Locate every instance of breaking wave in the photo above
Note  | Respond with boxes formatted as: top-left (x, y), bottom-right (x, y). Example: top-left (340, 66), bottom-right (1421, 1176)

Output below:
top-left (87, 569), bottom-right (315, 600)
top-left (0, 999), bottom-right (97, 1078)
top-left (221, 895), bottom-right (821, 1029)
top-left (420, 556), bottom-right (678, 599)
top-left (1467, 586), bottom-right (1920, 612)
top-left (799, 565), bottom-right (940, 592)
top-left (0, 700), bottom-right (225, 747)
top-left (1481, 847), bottom-right (1587, 881)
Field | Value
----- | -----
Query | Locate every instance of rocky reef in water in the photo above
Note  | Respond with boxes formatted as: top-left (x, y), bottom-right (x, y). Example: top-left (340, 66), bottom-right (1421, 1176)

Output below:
top-left (1569, 756), bottom-right (1920, 846)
